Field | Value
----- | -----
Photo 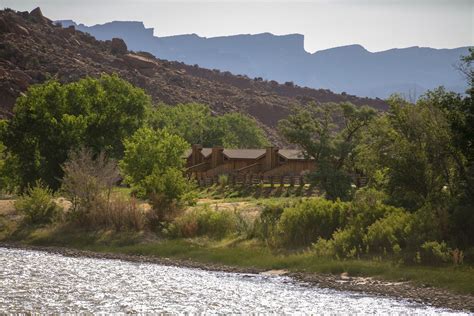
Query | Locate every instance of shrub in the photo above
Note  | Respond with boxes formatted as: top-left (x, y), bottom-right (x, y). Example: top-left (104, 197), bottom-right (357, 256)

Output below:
top-left (331, 228), bottom-right (359, 258)
top-left (61, 148), bottom-right (119, 225)
top-left (363, 210), bottom-right (412, 254)
top-left (172, 206), bottom-right (239, 239)
top-left (276, 198), bottom-right (351, 247)
top-left (253, 204), bottom-right (284, 243)
top-left (100, 196), bottom-right (145, 231)
top-left (14, 181), bottom-right (60, 224)
top-left (420, 241), bottom-right (451, 265)
top-left (147, 193), bottom-right (182, 229)
top-left (312, 238), bottom-right (336, 257)
top-left (218, 174), bottom-right (229, 189)
top-left (120, 127), bottom-right (192, 216)
top-left (351, 188), bottom-right (394, 228)
top-left (404, 205), bottom-right (445, 251)
top-left (451, 248), bottom-right (464, 265)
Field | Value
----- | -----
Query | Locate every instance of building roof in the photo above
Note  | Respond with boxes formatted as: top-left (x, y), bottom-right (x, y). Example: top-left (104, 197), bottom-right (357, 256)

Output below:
top-left (201, 148), bottom-right (212, 157)
top-left (278, 149), bottom-right (311, 160)
top-left (183, 148), bottom-right (212, 158)
top-left (223, 149), bottom-right (266, 160)
top-left (184, 147), bottom-right (312, 160)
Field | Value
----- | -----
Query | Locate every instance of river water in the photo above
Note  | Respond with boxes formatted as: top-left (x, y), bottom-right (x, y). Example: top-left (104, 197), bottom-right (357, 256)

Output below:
top-left (0, 247), bottom-right (467, 314)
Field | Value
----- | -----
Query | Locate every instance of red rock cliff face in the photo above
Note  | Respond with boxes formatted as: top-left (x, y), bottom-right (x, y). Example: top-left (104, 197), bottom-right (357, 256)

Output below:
top-left (0, 8), bottom-right (387, 144)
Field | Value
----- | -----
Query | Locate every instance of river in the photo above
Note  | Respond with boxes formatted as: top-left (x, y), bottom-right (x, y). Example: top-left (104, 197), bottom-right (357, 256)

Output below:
top-left (0, 247), bottom-right (467, 314)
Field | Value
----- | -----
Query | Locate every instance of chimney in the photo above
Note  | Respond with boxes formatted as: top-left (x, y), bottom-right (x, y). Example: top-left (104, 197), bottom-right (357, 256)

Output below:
top-left (265, 146), bottom-right (278, 170)
top-left (191, 144), bottom-right (203, 165)
top-left (211, 146), bottom-right (224, 168)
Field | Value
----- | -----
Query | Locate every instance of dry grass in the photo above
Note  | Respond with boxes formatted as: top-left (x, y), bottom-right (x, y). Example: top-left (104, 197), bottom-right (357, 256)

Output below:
top-left (0, 200), bottom-right (15, 216)
top-left (82, 196), bottom-right (146, 232)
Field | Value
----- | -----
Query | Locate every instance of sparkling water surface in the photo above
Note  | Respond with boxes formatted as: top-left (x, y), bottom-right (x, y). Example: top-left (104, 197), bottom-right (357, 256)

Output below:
top-left (0, 247), bottom-right (467, 314)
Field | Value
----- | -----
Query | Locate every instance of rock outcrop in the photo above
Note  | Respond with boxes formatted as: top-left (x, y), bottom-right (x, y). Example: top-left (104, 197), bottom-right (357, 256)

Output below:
top-left (29, 7), bottom-right (50, 24)
top-left (110, 38), bottom-right (127, 55)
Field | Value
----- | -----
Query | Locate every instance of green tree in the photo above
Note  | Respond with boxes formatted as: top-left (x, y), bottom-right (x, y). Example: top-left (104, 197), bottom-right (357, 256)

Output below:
top-left (147, 103), bottom-right (269, 148)
top-left (355, 95), bottom-right (458, 210)
top-left (422, 87), bottom-right (474, 246)
top-left (147, 103), bottom-right (210, 145)
top-left (120, 127), bottom-right (190, 202)
top-left (209, 113), bottom-right (269, 148)
top-left (3, 74), bottom-right (150, 190)
top-left (279, 102), bottom-right (376, 200)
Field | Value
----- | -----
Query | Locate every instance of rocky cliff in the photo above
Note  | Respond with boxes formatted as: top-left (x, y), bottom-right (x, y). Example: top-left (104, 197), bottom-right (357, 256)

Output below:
top-left (60, 20), bottom-right (470, 99)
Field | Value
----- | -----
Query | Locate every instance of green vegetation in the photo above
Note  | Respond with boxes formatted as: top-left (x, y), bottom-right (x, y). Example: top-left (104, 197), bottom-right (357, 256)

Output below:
top-left (148, 103), bottom-right (269, 148)
top-left (120, 127), bottom-right (189, 200)
top-left (0, 52), bottom-right (473, 298)
top-left (279, 82), bottom-right (474, 251)
top-left (279, 102), bottom-right (376, 201)
top-left (2, 74), bottom-right (150, 190)
top-left (14, 181), bottom-right (60, 224)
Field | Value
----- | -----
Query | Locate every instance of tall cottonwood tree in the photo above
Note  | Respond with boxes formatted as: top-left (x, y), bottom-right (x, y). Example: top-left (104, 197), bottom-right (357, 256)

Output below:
top-left (279, 102), bottom-right (376, 200)
top-left (147, 103), bottom-right (269, 148)
top-left (3, 74), bottom-right (150, 190)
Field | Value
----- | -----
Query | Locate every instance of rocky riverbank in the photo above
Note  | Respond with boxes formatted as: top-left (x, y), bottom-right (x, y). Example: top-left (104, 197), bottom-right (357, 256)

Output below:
top-left (1, 242), bottom-right (473, 312)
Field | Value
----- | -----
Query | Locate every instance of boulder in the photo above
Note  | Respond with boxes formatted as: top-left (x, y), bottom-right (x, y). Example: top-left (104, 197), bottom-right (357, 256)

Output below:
top-left (58, 26), bottom-right (75, 38)
top-left (29, 7), bottom-right (49, 24)
top-left (123, 53), bottom-right (156, 69)
top-left (14, 24), bottom-right (30, 36)
top-left (110, 38), bottom-right (127, 55)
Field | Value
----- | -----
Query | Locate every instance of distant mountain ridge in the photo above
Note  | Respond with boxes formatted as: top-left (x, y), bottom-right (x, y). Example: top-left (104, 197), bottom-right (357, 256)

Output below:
top-left (59, 20), bottom-right (470, 99)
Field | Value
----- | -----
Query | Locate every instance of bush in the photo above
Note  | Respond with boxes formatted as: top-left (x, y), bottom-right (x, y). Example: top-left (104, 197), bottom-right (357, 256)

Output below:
top-left (331, 228), bottom-right (359, 258)
top-left (94, 196), bottom-right (145, 231)
top-left (218, 174), bottom-right (229, 189)
top-left (61, 148), bottom-right (119, 225)
top-left (14, 181), bottom-right (60, 224)
top-left (351, 188), bottom-right (394, 228)
top-left (120, 127), bottom-right (191, 208)
top-left (420, 241), bottom-right (451, 265)
top-left (234, 210), bottom-right (256, 239)
top-left (172, 206), bottom-right (239, 239)
top-left (276, 198), bottom-right (351, 247)
top-left (363, 210), bottom-right (412, 254)
top-left (60, 148), bottom-right (145, 231)
top-left (253, 205), bottom-right (284, 243)
top-left (404, 205), bottom-right (445, 251)
top-left (147, 193), bottom-right (181, 229)
top-left (312, 238), bottom-right (336, 257)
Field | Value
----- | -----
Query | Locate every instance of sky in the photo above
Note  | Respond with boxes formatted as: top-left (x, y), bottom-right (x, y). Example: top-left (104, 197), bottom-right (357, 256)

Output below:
top-left (1, 0), bottom-right (472, 53)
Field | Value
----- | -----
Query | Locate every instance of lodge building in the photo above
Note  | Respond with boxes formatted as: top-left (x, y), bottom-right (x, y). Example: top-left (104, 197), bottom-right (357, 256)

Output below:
top-left (184, 145), bottom-right (315, 183)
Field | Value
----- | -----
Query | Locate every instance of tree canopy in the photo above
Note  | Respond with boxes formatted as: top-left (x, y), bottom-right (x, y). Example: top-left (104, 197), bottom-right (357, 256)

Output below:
top-left (119, 127), bottom-right (190, 202)
top-left (147, 103), bottom-right (269, 148)
top-left (279, 102), bottom-right (376, 200)
top-left (3, 74), bottom-right (150, 190)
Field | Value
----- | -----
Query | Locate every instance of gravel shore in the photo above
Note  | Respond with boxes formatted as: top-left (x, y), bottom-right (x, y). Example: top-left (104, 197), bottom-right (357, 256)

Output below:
top-left (1, 242), bottom-right (473, 312)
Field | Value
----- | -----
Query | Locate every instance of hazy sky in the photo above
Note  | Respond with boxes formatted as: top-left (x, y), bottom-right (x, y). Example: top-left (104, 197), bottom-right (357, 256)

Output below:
top-left (1, 0), bottom-right (472, 53)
